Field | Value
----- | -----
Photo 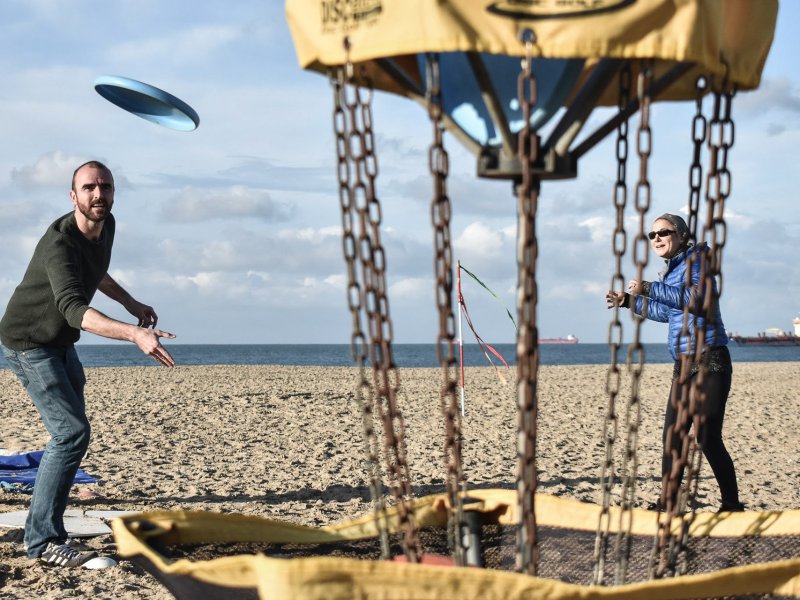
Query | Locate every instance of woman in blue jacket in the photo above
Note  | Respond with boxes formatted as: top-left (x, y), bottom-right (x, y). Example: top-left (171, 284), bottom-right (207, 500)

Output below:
top-left (606, 213), bottom-right (743, 513)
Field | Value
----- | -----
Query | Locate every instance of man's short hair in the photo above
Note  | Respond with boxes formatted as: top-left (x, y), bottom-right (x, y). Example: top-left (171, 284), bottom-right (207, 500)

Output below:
top-left (71, 161), bottom-right (113, 192)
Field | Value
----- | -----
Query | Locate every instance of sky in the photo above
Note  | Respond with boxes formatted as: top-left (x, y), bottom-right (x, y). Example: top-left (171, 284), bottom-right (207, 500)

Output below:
top-left (0, 1), bottom-right (797, 346)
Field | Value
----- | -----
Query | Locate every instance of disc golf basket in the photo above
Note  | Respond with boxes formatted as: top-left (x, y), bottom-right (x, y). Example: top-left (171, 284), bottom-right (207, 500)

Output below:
top-left (113, 2), bottom-right (800, 598)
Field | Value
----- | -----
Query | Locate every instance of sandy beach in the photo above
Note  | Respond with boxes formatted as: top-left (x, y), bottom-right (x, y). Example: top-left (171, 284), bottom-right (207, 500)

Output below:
top-left (0, 362), bottom-right (798, 598)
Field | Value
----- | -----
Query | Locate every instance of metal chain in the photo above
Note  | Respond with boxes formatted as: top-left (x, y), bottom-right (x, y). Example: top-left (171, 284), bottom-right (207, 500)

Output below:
top-left (675, 80), bottom-right (735, 574)
top-left (654, 77), bottom-right (710, 578)
top-left (616, 59), bottom-right (652, 584)
top-left (674, 78), bottom-right (717, 576)
top-left (342, 57), bottom-right (420, 562)
top-left (653, 77), bottom-right (735, 579)
top-left (685, 77), bottom-right (708, 248)
top-left (515, 30), bottom-right (541, 577)
top-left (425, 53), bottom-right (466, 566)
top-left (680, 79), bottom-right (712, 525)
top-left (330, 64), bottom-right (391, 559)
top-left (593, 61), bottom-right (631, 587)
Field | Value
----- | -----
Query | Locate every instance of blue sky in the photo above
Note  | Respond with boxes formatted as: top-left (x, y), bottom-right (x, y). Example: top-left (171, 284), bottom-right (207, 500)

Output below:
top-left (0, 1), bottom-right (797, 345)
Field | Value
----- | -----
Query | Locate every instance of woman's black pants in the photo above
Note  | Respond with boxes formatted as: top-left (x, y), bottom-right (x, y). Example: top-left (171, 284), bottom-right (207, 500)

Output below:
top-left (662, 369), bottom-right (740, 509)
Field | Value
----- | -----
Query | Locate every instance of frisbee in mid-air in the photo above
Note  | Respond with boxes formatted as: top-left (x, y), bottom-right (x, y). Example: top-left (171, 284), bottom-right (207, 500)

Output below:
top-left (94, 75), bottom-right (199, 131)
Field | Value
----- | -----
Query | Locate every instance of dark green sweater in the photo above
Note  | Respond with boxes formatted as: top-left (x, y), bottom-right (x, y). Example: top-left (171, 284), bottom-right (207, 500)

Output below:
top-left (0, 212), bottom-right (115, 350)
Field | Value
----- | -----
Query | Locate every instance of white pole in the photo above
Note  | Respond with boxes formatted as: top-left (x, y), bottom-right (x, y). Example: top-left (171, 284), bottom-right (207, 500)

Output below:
top-left (457, 260), bottom-right (465, 417)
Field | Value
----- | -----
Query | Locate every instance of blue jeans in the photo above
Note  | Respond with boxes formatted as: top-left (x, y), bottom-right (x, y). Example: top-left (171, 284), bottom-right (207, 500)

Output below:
top-left (1, 344), bottom-right (90, 558)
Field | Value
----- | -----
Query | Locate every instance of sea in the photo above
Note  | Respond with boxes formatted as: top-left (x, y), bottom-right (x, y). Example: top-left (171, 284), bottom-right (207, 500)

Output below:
top-left (4, 342), bottom-right (792, 369)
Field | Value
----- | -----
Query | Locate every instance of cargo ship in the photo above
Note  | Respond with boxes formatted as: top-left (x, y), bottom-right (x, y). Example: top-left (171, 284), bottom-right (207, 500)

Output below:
top-left (729, 317), bottom-right (800, 346)
top-left (539, 334), bottom-right (579, 344)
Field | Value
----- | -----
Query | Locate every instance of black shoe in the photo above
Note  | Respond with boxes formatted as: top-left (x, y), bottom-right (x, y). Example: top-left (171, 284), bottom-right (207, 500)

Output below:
top-left (646, 501), bottom-right (665, 512)
top-left (718, 502), bottom-right (745, 513)
top-left (39, 541), bottom-right (98, 567)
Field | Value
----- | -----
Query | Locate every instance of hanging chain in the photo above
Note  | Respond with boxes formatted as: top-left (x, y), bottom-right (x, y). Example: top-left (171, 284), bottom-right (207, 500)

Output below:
top-left (426, 53), bottom-right (466, 566)
top-left (652, 76), bottom-right (735, 579)
top-left (593, 61), bottom-right (631, 586)
top-left (515, 30), bottom-right (541, 577)
top-left (678, 78), bottom-right (735, 574)
top-left (675, 77), bottom-right (715, 576)
top-left (615, 59), bottom-right (653, 584)
top-left (680, 76), bottom-right (712, 530)
top-left (685, 78), bottom-right (708, 248)
top-left (331, 64), bottom-right (391, 559)
top-left (340, 51), bottom-right (420, 562)
top-left (653, 76), bottom-right (710, 578)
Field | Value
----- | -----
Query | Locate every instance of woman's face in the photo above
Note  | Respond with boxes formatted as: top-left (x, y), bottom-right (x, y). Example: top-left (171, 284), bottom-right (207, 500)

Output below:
top-left (650, 218), bottom-right (681, 259)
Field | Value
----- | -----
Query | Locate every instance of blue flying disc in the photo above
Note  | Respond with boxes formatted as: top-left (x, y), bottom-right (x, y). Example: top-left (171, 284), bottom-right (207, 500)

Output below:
top-left (94, 75), bottom-right (199, 131)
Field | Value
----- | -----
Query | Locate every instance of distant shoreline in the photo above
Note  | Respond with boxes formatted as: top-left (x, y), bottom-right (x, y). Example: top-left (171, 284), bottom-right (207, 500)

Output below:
top-left (1, 342), bottom-right (797, 369)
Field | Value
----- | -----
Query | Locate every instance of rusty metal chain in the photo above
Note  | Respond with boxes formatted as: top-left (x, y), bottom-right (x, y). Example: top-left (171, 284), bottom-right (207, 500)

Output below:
top-left (330, 64), bottom-right (391, 559)
top-left (340, 50), bottom-right (420, 562)
top-left (680, 79), bottom-right (712, 520)
top-left (653, 76), bottom-right (735, 579)
top-left (425, 53), bottom-right (466, 566)
top-left (515, 30), bottom-right (540, 577)
top-left (654, 76), bottom-right (711, 578)
top-left (593, 61), bottom-right (631, 587)
top-left (614, 59), bottom-right (652, 584)
top-left (685, 77), bottom-right (708, 248)
top-left (676, 80), bottom-right (735, 574)
top-left (704, 83), bottom-right (733, 300)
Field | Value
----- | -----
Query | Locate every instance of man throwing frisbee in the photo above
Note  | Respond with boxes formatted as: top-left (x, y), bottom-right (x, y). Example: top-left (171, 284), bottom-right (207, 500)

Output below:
top-left (0, 160), bottom-right (175, 567)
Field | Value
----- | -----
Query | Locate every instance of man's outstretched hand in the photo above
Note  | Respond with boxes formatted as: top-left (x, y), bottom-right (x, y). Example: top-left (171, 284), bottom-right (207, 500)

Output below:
top-left (133, 327), bottom-right (176, 367)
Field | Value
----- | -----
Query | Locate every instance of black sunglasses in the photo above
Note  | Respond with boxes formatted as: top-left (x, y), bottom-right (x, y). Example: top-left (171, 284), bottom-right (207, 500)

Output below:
top-left (648, 228), bottom-right (675, 240)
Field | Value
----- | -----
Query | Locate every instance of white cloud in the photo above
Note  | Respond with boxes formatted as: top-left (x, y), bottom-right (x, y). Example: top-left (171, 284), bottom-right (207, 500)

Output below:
top-left (278, 226), bottom-right (340, 243)
top-left (10, 151), bottom-right (87, 188)
top-left (324, 273), bottom-right (346, 287)
top-left (454, 222), bottom-right (512, 262)
top-left (106, 269), bottom-right (138, 289)
top-left (736, 77), bottom-right (800, 115)
top-left (578, 215), bottom-right (611, 243)
top-left (246, 270), bottom-right (271, 282)
top-left (546, 282), bottom-right (578, 300)
top-left (176, 271), bottom-right (249, 297)
top-left (582, 280), bottom-right (607, 295)
top-left (390, 277), bottom-right (429, 300)
top-left (162, 186), bottom-right (294, 223)
top-left (108, 26), bottom-right (242, 65)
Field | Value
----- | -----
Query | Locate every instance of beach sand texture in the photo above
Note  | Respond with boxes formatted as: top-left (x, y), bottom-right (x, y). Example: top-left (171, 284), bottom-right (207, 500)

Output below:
top-left (0, 362), bottom-right (798, 598)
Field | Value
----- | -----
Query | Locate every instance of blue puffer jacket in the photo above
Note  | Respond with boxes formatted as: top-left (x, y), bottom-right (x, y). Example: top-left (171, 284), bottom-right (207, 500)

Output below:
top-left (633, 243), bottom-right (728, 361)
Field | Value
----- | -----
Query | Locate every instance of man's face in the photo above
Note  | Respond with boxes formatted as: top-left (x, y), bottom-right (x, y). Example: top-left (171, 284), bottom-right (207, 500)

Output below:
top-left (70, 166), bottom-right (114, 223)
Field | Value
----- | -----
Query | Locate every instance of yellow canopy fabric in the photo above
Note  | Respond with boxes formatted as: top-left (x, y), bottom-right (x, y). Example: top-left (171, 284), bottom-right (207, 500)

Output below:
top-left (113, 490), bottom-right (800, 599)
top-left (285, 0), bottom-right (778, 102)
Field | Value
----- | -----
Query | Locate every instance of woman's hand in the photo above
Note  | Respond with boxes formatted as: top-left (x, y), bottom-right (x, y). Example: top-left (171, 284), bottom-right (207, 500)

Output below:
top-left (627, 279), bottom-right (644, 296)
top-left (605, 290), bottom-right (626, 309)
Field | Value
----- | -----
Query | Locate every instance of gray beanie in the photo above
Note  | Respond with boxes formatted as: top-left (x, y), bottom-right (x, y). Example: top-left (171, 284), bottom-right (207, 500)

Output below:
top-left (656, 213), bottom-right (690, 244)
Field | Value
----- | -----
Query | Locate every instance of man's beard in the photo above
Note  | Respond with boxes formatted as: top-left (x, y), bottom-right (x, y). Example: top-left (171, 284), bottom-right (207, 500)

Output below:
top-left (78, 201), bottom-right (110, 222)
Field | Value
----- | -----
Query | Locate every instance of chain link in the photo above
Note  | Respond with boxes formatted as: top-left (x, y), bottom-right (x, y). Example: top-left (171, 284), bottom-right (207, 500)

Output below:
top-left (652, 77), bottom-right (710, 579)
top-left (652, 76), bottom-right (734, 579)
top-left (613, 59), bottom-right (652, 584)
top-left (679, 81), bottom-right (735, 572)
top-left (425, 53), bottom-right (466, 566)
top-left (337, 50), bottom-right (420, 562)
top-left (593, 61), bottom-right (631, 586)
top-left (331, 65), bottom-right (391, 559)
top-left (515, 32), bottom-right (541, 576)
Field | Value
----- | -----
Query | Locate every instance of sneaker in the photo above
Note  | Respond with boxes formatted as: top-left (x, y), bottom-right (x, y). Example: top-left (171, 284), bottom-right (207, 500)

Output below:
top-left (39, 541), bottom-right (98, 567)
